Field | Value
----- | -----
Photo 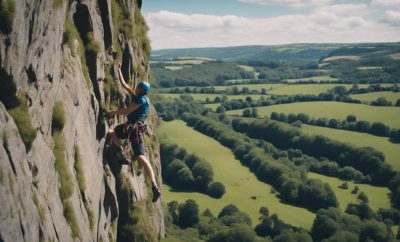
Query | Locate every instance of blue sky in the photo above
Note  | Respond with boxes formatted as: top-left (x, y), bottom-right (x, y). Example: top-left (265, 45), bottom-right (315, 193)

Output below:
top-left (142, 0), bottom-right (400, 49)
top-left (142, 0), bottom-right (310, 18)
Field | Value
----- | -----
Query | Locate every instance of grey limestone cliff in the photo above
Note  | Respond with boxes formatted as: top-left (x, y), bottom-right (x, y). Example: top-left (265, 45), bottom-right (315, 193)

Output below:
top-left (0, 0), bottom-right (164, 241)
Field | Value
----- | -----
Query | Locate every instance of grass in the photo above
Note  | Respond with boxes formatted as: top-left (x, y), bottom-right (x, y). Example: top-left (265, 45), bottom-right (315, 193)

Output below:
top-left (32, 192), bottom-right (46, 223)
top-left (159, 93), bottom-right (269, 102)
top-left (301, 124), bottom-right (400, 170)
top-left (8, 172), bottom-right (14, 194)
top-left (86, 32), bottom-right (101, 56)
top-left (74, 147), bottom-right (86, 193)
top-left (214, 84), bottom-right (393, 95)
top-left (53, 132), bottom-right (73, 201)
top-left (111, 0), bottom-right (134, 40)
top-left (134, 7), bottom-right (152, 58)
top-left (226, 102), bottom-right (400, 128)
top-left (351, 91), bottom-right (400, 104)
top-left (323, 55), bottom-right (361, 62)
top-left (63, 19), bottom-right (91, 87)
top-left (284, 75), bottom-right (338, 83)
top-left (117, 173), bottom-right (155, 241)
top-left (156, 83), bottom-right (285, 93)
top-left (165, 66), bottom-right (184, 71)
top-left (267, 84), bottom-right (393, 95)
top-left (52, 101), bottom-right (65, 132)
top-left (204, 103), bottom-right (221, 111)
top-left (237, 65), bottom-right (256, 72)
top-left (53, 131), bottom-right (80, 237)
top-left (214, 83), bottom-right (285, 92)
top-left (0, 0), bottom-right (15, 33)
top-left (163, 59), bottom-right (206, 65)
top-left (308, 173), bottom-right (390, 211)
top-left (73, 146), bottom-right (95, 231)
top-left (357, 66), bottom-right (382, 70)
top-left (390, 53), bottom-right (400, 60)
top-left (53, 0), bottom-right (63, 9)
top-left (87, 208), bottom-right (95, 231)
top-left (103, 65), bottom-right (123, 107)
top-left (158, 120), bottom-right (316, 229)
top-left (8, 93), bottom-right (37, 151)
top-left (64, 201), bottom-right (81, 238)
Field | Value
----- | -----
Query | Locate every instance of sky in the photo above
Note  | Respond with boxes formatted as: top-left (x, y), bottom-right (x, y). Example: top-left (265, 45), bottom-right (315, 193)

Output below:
top-left (142, 0), bottom-right (400, 50)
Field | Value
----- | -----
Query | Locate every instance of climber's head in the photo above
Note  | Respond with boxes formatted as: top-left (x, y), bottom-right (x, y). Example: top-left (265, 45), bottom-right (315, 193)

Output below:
top-left (135, 81), bottom-right (151, 96)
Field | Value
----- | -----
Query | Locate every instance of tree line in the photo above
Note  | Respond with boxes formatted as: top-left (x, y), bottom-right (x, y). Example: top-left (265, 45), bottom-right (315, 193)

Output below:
top-left (269, 112), bottom-right (400, 143)
top-left (181, 113), bottom-right (339, 210)
top-left (160, 142), bottom-right (225, 198)
top-left (152, 62), bottom-right (254, 87)
top-left (166, 199), bottom-right (310, 242)
top-left (231, 118), bottom-right (396, 186)
top-left (166, 199), bottom-right (398, 241)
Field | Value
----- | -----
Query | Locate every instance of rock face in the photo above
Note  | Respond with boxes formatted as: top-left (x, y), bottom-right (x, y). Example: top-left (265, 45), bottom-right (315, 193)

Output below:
top-left (0, 0), bottom-right (163, 241)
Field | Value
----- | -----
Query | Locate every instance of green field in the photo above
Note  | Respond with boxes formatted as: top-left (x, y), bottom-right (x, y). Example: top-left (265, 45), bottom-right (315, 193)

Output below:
top-left (351, 91), bottom-right (400, 103)
top-left (237, 65), bottom-right (256, 72)
top-left (158, 83), bottom-right (285, 92)
top-left (165, 66), bottom-right (184, 71)
top-left (214, 83), bottom-right (286, 91)
top-left (308, 173), bottom-right (390, 211)
top-left (302, 124), bottom-right (400, 170)
top-left (267, 84), bottom-right (393, 95)
top-left (158, 120), bottom-right (316, 229)
top-left (226, 102), bottom-right (400, 128)
top-left (159, 93), bottom-right (269, 102)
top-left (285, 75), bottom-right (338, 83)
top-left (157, 84), bottom-right (394, 95)
top-left (357, 66), bottom-right (382, 70)
top-left (204, 103), bottom-right (221, 110)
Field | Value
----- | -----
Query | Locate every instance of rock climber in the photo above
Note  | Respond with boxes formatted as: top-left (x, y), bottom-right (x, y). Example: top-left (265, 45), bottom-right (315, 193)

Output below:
top-left (106, 61), bottom-right (161, 203)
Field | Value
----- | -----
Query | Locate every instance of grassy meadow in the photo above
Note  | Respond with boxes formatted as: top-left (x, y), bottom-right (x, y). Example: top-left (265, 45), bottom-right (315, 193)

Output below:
top-left (159, 93), bottom-right (269, 102)
top-left (308, 173), bottom-right (390, 211)
top-left (204, 103), bottom-right (221, 110)
top-left (351, 91), bottom-right (400, 103)
top-left (301, 124), bottom-right (400, 170)
top-left (158, 120), bottom-right (316, 229)
top-left (267, 84), bottom-right (393, 95)
top-left (226, 102), bottom-right (400, 128)
top-left (284, 75), bottom-right (338, 83)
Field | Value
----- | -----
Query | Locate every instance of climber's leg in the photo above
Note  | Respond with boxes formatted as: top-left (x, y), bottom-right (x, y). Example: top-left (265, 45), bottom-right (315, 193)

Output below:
top-left (132, 135), bottom-right (161, 202)
top-left (136, 154), bottom-right (161, 202)
top-left (108, 123), bottom-right (129, 147)
top-left (107, 129), bottom-right (122, 146)
top-left (136, 155), bottom-right (157, 185)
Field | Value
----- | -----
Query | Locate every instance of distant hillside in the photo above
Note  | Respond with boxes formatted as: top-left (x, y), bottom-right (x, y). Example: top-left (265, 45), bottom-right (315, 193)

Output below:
top-left (151, 43), bottom-right (400, 62)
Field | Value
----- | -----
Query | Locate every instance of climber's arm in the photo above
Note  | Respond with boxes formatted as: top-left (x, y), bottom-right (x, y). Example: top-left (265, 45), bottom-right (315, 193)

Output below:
top-left (108, 103), bottom-right (139, 116)
top-left (116, 61), bottom-right (134, 95)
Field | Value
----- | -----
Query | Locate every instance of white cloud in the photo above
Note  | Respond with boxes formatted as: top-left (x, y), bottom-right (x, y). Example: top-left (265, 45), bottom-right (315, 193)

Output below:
top-left (237, 0), bottom-right (333, 8)
top-left (145, 10), bottom-right (400, 49)
top-left (313, 4), bottom-right (369, 17)
top-left (381, 10), bottom-right (400, 26)
top-left (371, 0), bottom-right (400, 9)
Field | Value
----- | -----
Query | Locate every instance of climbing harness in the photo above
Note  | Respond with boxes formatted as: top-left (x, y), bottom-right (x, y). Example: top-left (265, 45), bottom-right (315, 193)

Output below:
top-left (122, 121), bottom-right (151, 157)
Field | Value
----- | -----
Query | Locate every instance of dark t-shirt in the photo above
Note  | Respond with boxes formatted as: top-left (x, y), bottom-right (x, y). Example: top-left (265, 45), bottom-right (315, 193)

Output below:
top-left (127, 95), bottom-right (150, 123)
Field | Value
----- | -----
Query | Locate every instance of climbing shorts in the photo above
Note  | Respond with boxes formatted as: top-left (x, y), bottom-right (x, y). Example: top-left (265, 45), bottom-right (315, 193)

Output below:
top-left (114, 123), bottom-right (145, 156)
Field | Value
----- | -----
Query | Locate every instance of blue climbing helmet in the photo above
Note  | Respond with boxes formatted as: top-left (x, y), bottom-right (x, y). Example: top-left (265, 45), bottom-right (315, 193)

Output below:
top-left (138, 81), bottom-right (151, 94)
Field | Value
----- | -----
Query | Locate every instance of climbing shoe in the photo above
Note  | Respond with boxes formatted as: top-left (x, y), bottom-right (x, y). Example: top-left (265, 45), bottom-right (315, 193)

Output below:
top-left (152, 184), bottom-right (161, 203)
